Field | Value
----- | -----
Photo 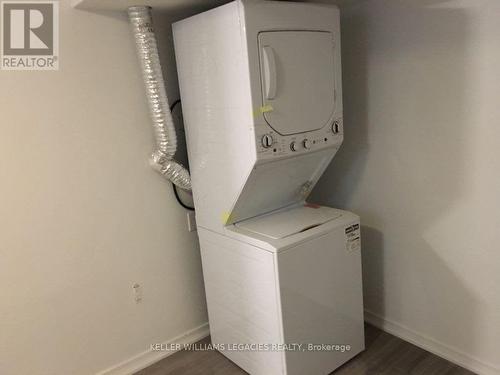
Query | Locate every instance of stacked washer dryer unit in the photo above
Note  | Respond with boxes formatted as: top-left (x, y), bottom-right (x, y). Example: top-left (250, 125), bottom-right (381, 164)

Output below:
top-left (173, 1), bottom-right (364, 374)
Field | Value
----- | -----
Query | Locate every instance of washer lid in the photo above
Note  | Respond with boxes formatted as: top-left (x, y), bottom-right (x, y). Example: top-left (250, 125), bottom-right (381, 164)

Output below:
top-left (234, 204), bottom-right (342, 240)
top-left (258, 30), bottom-right (337, 135)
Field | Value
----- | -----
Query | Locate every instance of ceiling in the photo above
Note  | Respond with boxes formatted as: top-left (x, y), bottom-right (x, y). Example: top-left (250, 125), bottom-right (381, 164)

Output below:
top-left (71, 0), bottom-right (357, 13)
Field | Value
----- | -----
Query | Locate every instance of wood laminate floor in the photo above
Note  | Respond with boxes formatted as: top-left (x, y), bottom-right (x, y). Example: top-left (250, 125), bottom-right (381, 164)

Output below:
top-left (136, 324), bottom-right (476, 375)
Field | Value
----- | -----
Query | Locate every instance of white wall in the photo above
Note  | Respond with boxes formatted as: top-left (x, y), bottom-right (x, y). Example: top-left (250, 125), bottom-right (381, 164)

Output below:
top-left (0, 3), bottom-right (207, 375)
top-left (313, 1), bottom-right (500, 374)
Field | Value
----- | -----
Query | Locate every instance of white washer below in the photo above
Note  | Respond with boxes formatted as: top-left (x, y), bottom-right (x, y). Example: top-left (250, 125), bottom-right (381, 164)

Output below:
top-left (198, 204), bottom-right (365, 375)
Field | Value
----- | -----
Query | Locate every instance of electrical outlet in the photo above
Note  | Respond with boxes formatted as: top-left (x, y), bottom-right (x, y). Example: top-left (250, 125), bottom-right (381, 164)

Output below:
top-left (132, 283), bottom-right (142, 303)
top-left (187, 211), bottom-right (197, 232)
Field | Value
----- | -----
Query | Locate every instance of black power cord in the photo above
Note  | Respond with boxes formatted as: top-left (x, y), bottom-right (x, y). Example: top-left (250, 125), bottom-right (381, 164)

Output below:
top-left (169, 99), bottom-right (195, 211)
top-left (173, 183), bottom-right (195, 211)
top-left (169, 98), bottom-right (181, 112)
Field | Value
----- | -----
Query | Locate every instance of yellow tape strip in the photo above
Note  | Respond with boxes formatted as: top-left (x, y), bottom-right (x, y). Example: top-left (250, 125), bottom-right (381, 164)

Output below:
top-left (253, 104), bottom-right (274, 117)
top-left (260, 104), bottom-right (274, 113)
top-left (222, 212), bottom-right (232, 225)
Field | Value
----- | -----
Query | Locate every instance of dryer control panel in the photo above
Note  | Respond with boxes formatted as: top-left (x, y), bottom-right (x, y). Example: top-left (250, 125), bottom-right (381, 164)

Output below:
top-left (256, 118), bottom-right (343, 161)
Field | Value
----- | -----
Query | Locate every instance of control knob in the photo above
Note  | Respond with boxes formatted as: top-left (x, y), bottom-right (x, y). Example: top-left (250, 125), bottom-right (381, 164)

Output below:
top-left (332, 121), bottom-right (340, 134)
top-left (261, 134), bottom-right (273, 148)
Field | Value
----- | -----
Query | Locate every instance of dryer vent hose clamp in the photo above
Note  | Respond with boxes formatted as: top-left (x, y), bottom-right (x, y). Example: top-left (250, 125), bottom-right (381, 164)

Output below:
top-left (128, 6), bottom-right (191, 191)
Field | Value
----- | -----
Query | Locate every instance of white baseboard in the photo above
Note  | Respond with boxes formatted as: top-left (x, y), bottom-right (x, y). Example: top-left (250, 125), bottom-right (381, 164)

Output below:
top-left (364, 310), bottom-right (499, 375)
top-left (96, 322), bottom-right (210, 375)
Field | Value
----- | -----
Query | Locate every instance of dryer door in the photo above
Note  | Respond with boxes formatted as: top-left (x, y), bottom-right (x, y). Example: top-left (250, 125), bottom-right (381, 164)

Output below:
top-left (258, 31), bottom-right (337, 135)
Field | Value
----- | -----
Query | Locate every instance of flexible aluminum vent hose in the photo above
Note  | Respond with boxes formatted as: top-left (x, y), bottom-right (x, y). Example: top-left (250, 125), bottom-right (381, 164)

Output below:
top-left (128, 6), bottom-right (191, 191)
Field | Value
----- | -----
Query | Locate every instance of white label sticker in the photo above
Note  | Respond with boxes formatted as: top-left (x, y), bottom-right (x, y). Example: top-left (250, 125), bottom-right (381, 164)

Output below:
top-left (345, 223), bottom-right (361, 252)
